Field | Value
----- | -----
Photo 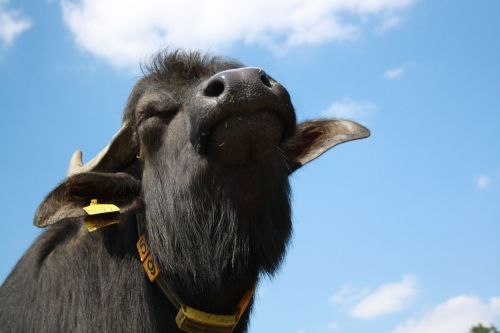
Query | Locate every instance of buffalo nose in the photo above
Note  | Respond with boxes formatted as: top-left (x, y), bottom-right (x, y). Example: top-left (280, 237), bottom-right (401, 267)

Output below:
top-left (202, 67), bottom-right (274, 99)
top-left (190, 66), bottom-right (296, 156)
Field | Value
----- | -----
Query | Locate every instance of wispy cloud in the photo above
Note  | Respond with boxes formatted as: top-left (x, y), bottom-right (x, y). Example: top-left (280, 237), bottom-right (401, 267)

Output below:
top-left (0, 1), bottom-right (32, 47)
top-left (322, 98), bottom-right (377, 121)
top-left (330, 285), bottom-right (369, 307)
top-left (476, 175), bottom-right (491, 190)
top-left (384, 67), bottom-right (405, 79)
top-left (392, 295), bottom-right (500, 333)
top-left (378, 16), bottom-right (403, 33)
top-left (60, 0), bottom-right (416, 69)
top-left (351, 275), bottom-right (418, 319)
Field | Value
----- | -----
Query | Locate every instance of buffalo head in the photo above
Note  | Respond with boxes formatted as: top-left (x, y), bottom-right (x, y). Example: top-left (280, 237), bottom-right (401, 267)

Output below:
top-left (33, 51), bottom-right (369, 315)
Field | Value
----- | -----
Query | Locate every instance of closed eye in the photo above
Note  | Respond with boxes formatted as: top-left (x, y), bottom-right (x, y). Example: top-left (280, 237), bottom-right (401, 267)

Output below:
top-left (137, 104), bottom-right (179, 127)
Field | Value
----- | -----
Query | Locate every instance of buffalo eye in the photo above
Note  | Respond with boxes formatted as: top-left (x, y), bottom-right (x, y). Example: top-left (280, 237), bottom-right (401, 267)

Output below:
top-left (136, 93), bottom-right (179, 127)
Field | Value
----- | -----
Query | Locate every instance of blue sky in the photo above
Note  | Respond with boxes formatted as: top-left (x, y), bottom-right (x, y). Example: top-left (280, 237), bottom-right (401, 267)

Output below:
top-left (1, 1), bottom-right (499, 332)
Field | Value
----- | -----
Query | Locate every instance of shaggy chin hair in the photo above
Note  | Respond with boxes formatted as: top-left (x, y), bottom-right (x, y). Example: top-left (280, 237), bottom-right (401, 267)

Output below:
top-left (142, 142), bottom-right (292, 312)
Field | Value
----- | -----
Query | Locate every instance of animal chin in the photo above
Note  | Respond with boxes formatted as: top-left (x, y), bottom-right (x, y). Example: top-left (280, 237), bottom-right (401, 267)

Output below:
top-left (207, 111), bottom-right (284, 165)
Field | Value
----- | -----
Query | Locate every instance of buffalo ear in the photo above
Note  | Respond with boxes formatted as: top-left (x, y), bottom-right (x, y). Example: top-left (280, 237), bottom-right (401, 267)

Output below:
top-left (284, 119), bottom-right (370, 174)
top-left (34, 172), bottom-right (142, 228)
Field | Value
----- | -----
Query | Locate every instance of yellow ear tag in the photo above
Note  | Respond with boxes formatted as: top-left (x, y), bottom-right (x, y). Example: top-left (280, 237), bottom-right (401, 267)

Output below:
top-left (83, 199), bottom-right (120, 215)
top-left (83, 199), bottom-right (121, 232)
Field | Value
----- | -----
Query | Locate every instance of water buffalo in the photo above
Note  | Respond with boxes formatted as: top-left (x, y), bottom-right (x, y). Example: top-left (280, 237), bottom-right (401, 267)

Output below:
top-left (0, 50), bottom-right (369, 333)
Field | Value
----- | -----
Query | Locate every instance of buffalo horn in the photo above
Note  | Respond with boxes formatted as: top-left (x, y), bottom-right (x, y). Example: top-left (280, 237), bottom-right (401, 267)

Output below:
top-left (67, 122), bottom-right (138, 176)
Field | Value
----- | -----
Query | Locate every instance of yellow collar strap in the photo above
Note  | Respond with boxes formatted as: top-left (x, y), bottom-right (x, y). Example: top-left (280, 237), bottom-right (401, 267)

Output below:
top-left (136, 234), bottom-right (255, 333)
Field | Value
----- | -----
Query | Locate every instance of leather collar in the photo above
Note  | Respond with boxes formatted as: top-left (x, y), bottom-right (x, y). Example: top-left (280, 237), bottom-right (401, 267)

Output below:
top-left (136, 220), bottom-right (254, 333)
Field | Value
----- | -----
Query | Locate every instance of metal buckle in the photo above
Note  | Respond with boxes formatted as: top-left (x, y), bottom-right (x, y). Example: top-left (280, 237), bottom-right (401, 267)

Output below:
top-left (176, 305), bottom-right (238, 333)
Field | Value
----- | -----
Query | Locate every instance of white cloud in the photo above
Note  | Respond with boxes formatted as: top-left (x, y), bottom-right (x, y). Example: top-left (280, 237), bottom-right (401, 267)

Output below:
top-left (322, 98), bottom-right (377, 120)
top-left (330, 285), bottom-right (369, 306)
top-left (378, 16), bottom-right (402, 33)
top-left (384, 67), bottom-right (405, 79)
top-left (392, 295), bottom-right (500, 333)
top-left (476, 175), bottom-right (491, 190)
top-left (351, 275), bottom-right (418, 319)
top-left (60, 0), bottom-right (416, 69)
top-left (0, 1), bottom-right (32, 47)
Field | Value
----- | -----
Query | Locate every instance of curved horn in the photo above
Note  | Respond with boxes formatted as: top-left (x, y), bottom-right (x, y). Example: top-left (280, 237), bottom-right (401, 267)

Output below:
top-left (67, 150), bottom-right (84, 176)
top-left (67, 121), bottom-right (138, 177)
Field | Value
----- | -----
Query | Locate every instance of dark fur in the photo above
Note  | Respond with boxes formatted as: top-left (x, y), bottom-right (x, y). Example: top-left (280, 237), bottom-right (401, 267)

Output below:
top-left (0, 51), bottom-right (293, 332)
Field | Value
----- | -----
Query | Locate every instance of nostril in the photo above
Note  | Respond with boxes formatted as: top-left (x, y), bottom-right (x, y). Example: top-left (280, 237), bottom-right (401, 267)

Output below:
top-left (204, 79), bottom-right (225, 97)
top-left (260, 73), bottom-right (272, 88)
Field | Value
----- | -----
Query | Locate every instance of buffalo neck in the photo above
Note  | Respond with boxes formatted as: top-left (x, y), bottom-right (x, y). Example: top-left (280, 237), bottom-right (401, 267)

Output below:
top-left (140, 153), bottom-right (292, 315)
